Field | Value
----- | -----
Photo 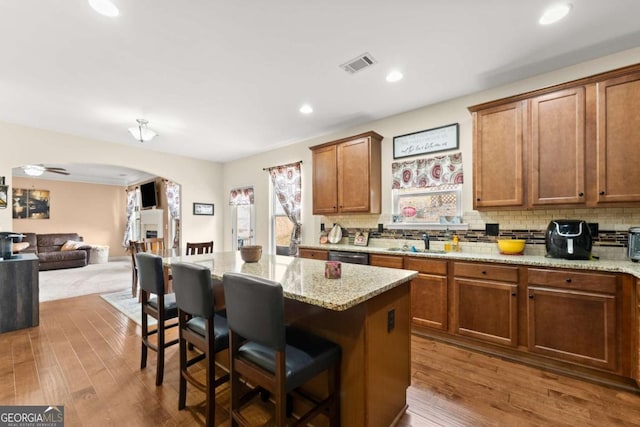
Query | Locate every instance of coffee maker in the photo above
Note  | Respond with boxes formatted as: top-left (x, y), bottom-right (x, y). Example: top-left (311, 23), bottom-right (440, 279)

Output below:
top-left (628, 227), bottom-right (640, 262)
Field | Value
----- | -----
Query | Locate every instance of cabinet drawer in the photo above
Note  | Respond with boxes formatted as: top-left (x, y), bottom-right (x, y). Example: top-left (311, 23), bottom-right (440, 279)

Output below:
top-left (405, 257), bottom-right (447, 275)
top-left (298, 248), bottom-right (328, 261)
top-left (370, 254), bottom-right (404, 269)
top-left (528, 268), bottom-right (617, 294)
top-left (454, 262), bottom-right (519, 283)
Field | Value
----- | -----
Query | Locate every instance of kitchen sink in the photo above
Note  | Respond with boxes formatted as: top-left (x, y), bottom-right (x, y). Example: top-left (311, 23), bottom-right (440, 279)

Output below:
top-left (385, 247), bottom-right (446, 254)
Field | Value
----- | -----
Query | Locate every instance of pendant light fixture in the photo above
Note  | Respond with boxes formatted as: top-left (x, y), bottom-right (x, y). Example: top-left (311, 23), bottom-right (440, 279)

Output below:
top-left (128, 119), bottom-right (157, 143)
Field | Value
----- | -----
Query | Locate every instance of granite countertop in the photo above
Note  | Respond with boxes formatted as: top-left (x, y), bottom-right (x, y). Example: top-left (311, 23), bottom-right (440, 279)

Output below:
top-left (164, 252), bottom-right (417, 312)
top-left (299, 243), bottom-right (640, 279)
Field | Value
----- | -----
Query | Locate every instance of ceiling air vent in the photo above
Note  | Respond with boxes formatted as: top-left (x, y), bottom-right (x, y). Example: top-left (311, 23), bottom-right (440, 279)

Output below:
top-left (340, 52), bottom-right (377, 74)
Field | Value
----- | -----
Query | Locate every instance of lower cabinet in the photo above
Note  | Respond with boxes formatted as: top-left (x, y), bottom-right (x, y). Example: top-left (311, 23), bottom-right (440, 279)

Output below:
top-left (298, 248), bottom-right (328, 260)
top-left (453, 262), bottom-right (519, 347)
top-left (405, 257), bottom-right (448, 331)
top-left (527, 268), bottom-right (618, 371)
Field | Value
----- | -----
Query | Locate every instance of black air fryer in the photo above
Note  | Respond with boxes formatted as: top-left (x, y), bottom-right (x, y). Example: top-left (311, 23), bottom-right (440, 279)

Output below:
top-left (545, 220), bottom-right (592, 260)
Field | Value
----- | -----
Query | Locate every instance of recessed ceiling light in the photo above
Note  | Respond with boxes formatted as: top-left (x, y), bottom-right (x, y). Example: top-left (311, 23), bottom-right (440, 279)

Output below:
top-left (539, 3), bottom-right (572, 25)
top-left (88, 0), bottom-right (120, 17)
top-left (386, 71), bottom-right (404, 83)
top-left (299, 104), bottom-right (313, 114)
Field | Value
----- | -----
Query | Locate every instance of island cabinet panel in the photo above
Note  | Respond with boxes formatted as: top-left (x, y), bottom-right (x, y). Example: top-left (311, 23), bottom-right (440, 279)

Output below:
top-left (529, 87), bottom-right (586, 206)
top-left (298, 248), bottom-right (328, 260)
top-left (0, 254), bottom-right (39, 333)
top-left (405, 257), bottom-right (449, 331)
top-left (369, 254), bottom-right (404, 269)
top-left (472, 101), bottom-right (524, 208)
top-left (310, 131), bottom-right (383, 214)
top-left (453, 262), bottom-right (519, 347)
top-left (527, 268), bottom-right (618, 371)
top-left (596, 71), bottom-right (640, 203)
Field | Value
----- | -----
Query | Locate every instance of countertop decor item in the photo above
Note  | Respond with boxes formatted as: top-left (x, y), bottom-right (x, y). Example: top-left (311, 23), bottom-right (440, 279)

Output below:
top-left (324, 261), bottom-right (342, 279)
top-left (240, 245), bottom-right (262, 263)
top-left (497, 239), bottom-right (526, 255)
top-left (328, 224), bottom-right (342, 244)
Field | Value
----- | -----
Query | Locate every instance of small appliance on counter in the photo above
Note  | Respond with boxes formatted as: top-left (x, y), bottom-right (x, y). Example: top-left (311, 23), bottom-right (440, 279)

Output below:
top-left (545, 220), bottom-right (592, 260)
top-left (0, 232), bottom-right (24, 260)
top-left (628, 227), bottom-right (640, 262)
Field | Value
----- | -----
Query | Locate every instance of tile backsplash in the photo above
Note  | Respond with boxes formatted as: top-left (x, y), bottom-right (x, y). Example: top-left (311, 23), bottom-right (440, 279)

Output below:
top-left (319, 207), bottom-right (640, 260)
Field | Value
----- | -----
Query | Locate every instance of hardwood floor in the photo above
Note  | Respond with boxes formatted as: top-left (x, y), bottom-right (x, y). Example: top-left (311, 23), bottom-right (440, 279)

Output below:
top-left (1, 294), bottom-right (640, 426)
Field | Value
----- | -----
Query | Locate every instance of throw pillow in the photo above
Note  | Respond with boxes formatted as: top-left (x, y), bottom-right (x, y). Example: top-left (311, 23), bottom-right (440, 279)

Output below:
top-left (61, 240), bottom-right (85, 251)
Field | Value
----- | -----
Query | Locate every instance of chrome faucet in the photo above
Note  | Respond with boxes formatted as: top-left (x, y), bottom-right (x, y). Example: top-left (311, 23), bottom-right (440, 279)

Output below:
top-left (421, 233), bottom-right (430, 250)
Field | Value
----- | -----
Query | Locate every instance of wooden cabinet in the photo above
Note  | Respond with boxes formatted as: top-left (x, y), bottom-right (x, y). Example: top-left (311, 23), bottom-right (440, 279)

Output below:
top-left (469, 63), bottom-right (640, 209)
top-left (472, 101), bottom-right (524, 208)
top-left (369, 254), bottom-right (404, 269)
top-left (406, 257), bottom-right (448, 331)
top-left (527, 268), bottom-right (618, 371)
top-left (310, 131), bottom-right (383, 214)
top-left (596, 71), bottom-right (640, 203)
top-left (298, 248), bottom-right (328, 260)
top-left (453, 262), bottom-right (519, 347)
top-left (529, 87), bottom-right (586, 206)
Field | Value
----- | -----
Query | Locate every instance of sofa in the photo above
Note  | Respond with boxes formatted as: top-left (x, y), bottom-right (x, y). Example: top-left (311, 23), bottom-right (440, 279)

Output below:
top-left (20, 233), bottom-right (91, 271)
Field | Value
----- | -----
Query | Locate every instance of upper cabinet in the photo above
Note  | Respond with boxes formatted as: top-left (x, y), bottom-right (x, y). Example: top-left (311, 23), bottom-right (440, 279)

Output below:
top-left (596, 71), bottom-right (640, 203)
top-left (469, 63), bottom-right (640, 209)
top-left (310, 131), bottom-right (383, 214)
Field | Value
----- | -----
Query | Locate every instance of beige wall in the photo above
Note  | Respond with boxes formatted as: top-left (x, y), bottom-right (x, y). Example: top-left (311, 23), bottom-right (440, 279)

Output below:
top-left (223, 47), bottom-right (640, 249)
top-left (12, 177), bottom-right (128, 257)
top-left (1, 123), bottom-right (224, 251)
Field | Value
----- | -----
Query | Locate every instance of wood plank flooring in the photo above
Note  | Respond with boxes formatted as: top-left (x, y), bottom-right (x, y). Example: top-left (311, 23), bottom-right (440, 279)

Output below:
top-left (1, 294), bottom-right (640, 426)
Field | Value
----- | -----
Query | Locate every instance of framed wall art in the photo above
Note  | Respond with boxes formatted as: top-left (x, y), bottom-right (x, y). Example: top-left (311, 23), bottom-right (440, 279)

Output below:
top-left (13, 188), bottom-right (50, 219)
top-left (393, 123), bottom-right (459, 159)
top-left (193, 202), bottom-right (214, 216)
top-left (0, 185), bottom-right (7, 209)
top-left (353, 231), bottom-right (369, 246)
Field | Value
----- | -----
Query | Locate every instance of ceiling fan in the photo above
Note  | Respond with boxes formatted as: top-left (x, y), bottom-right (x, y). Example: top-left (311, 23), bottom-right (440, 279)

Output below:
top-left (21, 164), bottom-right (70, 177)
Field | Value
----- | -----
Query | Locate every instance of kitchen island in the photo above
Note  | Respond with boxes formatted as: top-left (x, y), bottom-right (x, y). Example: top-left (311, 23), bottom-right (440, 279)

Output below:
top-left (0, 253), bottom-right (39, 333)
top-left (164, 252), bottom-right (418, 426)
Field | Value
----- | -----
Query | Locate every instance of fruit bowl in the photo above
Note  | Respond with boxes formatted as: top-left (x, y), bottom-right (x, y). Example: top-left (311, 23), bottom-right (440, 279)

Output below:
top-left (497, 239), bottom-right (526, 255)
top-left (240, 245), bottom-right (262, 263)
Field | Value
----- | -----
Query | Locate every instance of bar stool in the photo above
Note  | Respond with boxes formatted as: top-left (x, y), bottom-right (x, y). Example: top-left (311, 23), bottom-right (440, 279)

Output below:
top-left (171, 261), bottom-right (230, 427)
top-left (223, 272), bottom-right (341, 426)
top-left (186, 241), bottom-right (214, 255)
top-left (136, 252), bottom-right (179, 386)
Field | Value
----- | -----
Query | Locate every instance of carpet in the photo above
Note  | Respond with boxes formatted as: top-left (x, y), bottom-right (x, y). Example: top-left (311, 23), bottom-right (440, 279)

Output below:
top-left (100, 289), bottom-right (155, 327)
top-left (39, 258), bottom-right (131, 302)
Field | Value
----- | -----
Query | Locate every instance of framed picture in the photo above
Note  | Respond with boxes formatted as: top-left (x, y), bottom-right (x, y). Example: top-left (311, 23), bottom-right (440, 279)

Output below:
top-left (193, 202), bottom-right (214, 216)
top-left (12, 188), bottom-right (50, 219)
top-left (393, 123), bottom-right (459, 159)
top-left (353, 231), bottom-right (369, 247)
top-left (0, 185), bottom-right (7, 209)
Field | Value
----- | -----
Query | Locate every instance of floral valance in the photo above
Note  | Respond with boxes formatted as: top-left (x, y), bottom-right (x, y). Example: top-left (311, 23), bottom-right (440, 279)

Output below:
top-left (392, 153), bottom-right (463, 189)
top-left (229, 186), bottom-right (254, 206)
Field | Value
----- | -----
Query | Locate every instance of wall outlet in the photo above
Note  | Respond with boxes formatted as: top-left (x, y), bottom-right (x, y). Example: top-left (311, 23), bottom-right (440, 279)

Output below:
top-left (588, 223), bottom-right (599, 237)
top-left (387, 308), bottom-right (395, 332)
top-left (320, 223), bottom-right (325, 232)
top-left (378, 223), bottom-right (384, 233)
top-left (486, 223), bottom-right (499, 236)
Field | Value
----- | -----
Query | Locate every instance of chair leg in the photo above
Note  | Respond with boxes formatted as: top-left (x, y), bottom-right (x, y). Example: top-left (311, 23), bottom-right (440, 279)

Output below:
top-left (275, 353), bottom-right (287, 427)
top-left (230, 331), bottom-right (241, 427)
top-left (156, 319), bottom-right (165, 386)
top-left (140, 312), bottom-right (147, 370)
top-left (205, 348), bottom-right (215, 427)
top-left (329, 364), bottom-right (340, 426)
top-left (178, 335), bottom-right (187, 410)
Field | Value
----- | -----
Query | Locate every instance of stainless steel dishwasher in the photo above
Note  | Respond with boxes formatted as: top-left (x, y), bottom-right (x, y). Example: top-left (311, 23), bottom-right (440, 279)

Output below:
top-left (327, 250), bottom-right (369, 265)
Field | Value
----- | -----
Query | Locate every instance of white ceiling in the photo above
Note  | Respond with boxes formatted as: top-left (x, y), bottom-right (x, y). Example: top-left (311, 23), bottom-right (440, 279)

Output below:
top-left (2, 0), bottom-right (640, 169)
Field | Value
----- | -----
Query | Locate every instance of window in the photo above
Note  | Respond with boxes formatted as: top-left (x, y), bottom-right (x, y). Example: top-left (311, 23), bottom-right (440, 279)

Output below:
top-left (272, 184), bottom-right (294, 256)
top-left (391, 184), bottom-right (463, 225)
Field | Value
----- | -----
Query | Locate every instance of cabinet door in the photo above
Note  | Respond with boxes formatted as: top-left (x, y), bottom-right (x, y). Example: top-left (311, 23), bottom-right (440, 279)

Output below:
top-left (312, 144), bottom-right (338, 214)
top-left (529, 88), bottom-right (586, 205)
top-left (473, 101), bottom-right (524, 208)
top-left (411, 273), bottom-right (448, 331)
top-left (596, 72), bottom-right (640, 203)
top-left (454, 278), bottom-right (518, 346)
top-left (337, 137), bottom-right (372, 213)
top-left (528, 286), bottom-right (616, 371)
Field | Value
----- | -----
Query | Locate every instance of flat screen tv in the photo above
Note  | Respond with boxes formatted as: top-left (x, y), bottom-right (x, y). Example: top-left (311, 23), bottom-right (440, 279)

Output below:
top-left (140, 181), bottom-right (158, 209)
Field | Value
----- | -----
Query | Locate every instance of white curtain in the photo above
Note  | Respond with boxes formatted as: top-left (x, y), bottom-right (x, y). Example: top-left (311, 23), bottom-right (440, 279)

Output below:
top-left (165, 181), bottom-right (180, 249)
top-left (122, 189), bottom-right (137, 247)
top-left (268, 162), bottom-right (302, 256)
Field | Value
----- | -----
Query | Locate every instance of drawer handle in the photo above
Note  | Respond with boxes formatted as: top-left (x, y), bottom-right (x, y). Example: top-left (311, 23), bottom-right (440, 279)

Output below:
top-left (529, 294), bottom-right (534, 299)
top-left (578, 192), bottom-right (584, 197)
top-left (482, 271), bottom-right (487, 275)
top-left (511, 292), bottom-right (517, 297)
top-left (565, 278), bottom-right (572, 283)
top-left (599, 191), bottom-right (605, 195)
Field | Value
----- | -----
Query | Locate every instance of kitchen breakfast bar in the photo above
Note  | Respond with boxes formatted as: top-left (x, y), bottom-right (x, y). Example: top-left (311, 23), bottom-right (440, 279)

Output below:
top-left (163, 252), bottom-right (418, 426)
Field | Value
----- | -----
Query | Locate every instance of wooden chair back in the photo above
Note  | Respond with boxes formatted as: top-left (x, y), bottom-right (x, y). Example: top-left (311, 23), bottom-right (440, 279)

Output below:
top-left (185, 241), bottom-right (214, 255)
top-left (144, 237), bottom-right (165, 255)
top-left (129, 240), bottom-right (146, 297)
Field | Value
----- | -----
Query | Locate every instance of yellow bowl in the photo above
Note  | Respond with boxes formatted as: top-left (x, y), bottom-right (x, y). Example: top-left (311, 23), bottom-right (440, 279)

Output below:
top-left (497, 239), bottom-right (526, 255)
